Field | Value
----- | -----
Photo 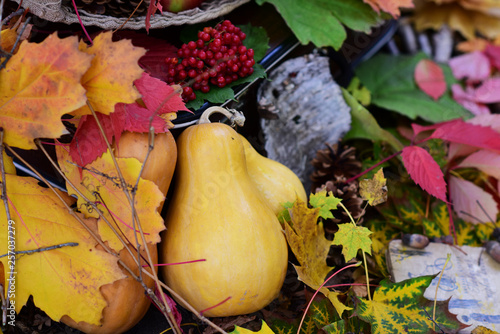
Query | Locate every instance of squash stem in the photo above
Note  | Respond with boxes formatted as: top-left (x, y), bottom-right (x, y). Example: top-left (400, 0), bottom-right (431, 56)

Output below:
top-left (198, 106), bottom-right (245, 127)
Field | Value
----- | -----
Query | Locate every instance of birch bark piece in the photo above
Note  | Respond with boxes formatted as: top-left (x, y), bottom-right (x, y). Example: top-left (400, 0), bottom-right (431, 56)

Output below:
top-left (257, 53), bottom-right (351, 192)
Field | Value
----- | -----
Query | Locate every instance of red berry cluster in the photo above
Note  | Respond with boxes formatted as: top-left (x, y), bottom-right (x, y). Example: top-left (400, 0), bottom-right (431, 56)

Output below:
top-left (164, 20), bottom-right (256, 102)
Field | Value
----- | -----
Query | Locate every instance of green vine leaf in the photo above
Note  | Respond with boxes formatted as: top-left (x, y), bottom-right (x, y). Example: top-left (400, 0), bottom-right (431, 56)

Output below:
top-left (333, 223), bottom-right (372, 262)
top-left (309, 190), bottom-right (341, 219)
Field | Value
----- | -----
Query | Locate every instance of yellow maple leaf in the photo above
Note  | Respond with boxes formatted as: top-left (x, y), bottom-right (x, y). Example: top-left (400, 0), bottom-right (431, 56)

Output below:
top-left (230, 321), bottom-right (276, 334)
top-left (71, 31), bottom-right (146, 116)
top-left (0, 33), bottom-right (92, 150)
top-left (285, 198), bottom-right (352, 317)
top-left (413, 0), bottom-right (500, 39)
top-left (0, 174), bottom-right (125, 325)
top-left (364, 0), bottom-right (414, 18)
top-left (55, 145), bottom-right (165, 252)
top-left (359, 168), bottom-right (387, 206)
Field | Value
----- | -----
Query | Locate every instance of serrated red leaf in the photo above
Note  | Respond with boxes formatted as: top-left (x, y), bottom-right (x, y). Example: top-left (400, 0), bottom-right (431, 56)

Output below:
top-left (411, 119), bottom-right (460, 137)
top-left (430, 119), bottom-right (500, 153)
top-left (134, 73), bottom-right (188, 114)
top-left (414, 59), bottom-right (447, 100)
top-left (402, 146), bottom-right (447, 201)
top-left (68, 73), bottom-right (184, 166)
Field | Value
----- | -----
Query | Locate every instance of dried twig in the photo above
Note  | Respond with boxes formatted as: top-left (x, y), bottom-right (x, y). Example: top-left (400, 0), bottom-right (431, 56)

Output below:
top-left (0, 243), bottom-right (79, 258)
top-left (0, 127), bottom-right (14, 327)
top-left (0, 16), bottom-right (31, 70)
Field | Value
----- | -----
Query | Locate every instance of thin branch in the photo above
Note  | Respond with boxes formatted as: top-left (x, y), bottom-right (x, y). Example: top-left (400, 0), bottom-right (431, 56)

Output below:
top-left (1, 8), bottom-right (24, 26)
top-left (0, 242), bottom-right (78, 258)
top-left (86, 102), bottom-right (180, 334)
top-left (0, 127), bottom-right (14, 327)
top-left (0, 17), bottom-right (31, 70)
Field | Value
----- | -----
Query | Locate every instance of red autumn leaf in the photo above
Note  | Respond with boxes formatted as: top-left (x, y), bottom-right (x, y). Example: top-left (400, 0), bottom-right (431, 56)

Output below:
top-left (411, 119), bottom-right (460, 137)
top-left (146, 0), bottom-right (162, 32)
top-left (363, 0), bottom-right (414, 18)
top-left (69, 73), bottom-right (185, 166)
top-left (134, 73), bottom-right (188, 115)
top-left (430, 118), bottom-right (500, 153)
top-left (485, 44), bottom-right (500, 71)
top-left (414, 59), bottom-right (447, 100)
top-left (449, 175), bottom-right (498, 224)
top-left (448, 51), bottom-right (491, 82)
top-left (401, 145), bottom-right (447, 202)
top-left (113, 31), bottom-right (178, 81)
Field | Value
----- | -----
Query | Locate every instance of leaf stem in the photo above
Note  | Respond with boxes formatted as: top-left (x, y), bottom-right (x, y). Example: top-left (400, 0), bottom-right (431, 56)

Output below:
top-left (0, 127), bottom-right (13, 327)
top-left (433, 254), bottom-right (451, 331)
top-left (86, 101), bottom-right (181, 334)
top-left (338, 201), bottom-right (371, 300)
top-left (296, 262), bottom-right (361, 334)
top-left (345, 149), bottom-right (402, 184)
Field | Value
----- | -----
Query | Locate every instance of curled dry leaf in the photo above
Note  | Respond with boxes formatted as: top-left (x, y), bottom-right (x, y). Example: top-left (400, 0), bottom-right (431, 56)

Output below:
top-left (0, 33), bottom-right (92, 149)
top-left (0, 174), bottom-right (125, 325)
top-left (56, 145), bottom-right (165, 252)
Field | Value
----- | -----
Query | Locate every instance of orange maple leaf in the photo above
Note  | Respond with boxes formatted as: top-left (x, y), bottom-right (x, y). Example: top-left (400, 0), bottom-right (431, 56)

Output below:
top-left (0, 33), bottom-right (92, 150)
top-left (71, 31), bottom-right (146, 116)
top-left (55, 145), bottom-right (165, 252)
top-left (0, 174), bottom-right (125, 325)
top-left (364, 0), bottom-right (414, 18)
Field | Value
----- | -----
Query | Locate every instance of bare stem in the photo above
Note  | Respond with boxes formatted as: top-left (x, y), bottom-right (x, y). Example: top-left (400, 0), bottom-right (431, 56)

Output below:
top-left (86, 102), bottom-right (180, 334)
top-left (0, 128), bottom-right (14, 326)
top-left (0, 243), bottom-right (78, 258)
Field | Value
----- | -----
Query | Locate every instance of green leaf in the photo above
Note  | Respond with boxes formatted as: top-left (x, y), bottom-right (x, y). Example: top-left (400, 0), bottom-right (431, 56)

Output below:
top-left (186, 64), bottom-right (266, 110)
top-left (268, 318), bottom-right (296, 334)
top-left (309, 190), bottom-right (342, 219)
top-left (422, 202), bottom-right (449, 238)
top-left (333, 223), bottom-right (372, 261)
top-left (322, 320), bottom-right (346, 334)
top-left (239, 24), bottom-right (269, 62)
top-left (342, 88), bottom-right (404, 152)
top-left (277, 201), bottom-right (294, 224)
top-left (300, 313), bottom-right (317, 334)
top-left (347, 77), bottom-right (371, 106)
top-left (355, 53), bottom-right (473, 123)
top-left (256, 0), bottom-right (382, 50)
top-left (357, 276), bottom-right (466, 334)
top-left (309, 298), bottom-right (339, 328)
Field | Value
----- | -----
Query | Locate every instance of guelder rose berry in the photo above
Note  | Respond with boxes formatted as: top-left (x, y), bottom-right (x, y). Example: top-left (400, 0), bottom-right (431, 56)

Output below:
top-left (164, 20), bottom-right (256, 102)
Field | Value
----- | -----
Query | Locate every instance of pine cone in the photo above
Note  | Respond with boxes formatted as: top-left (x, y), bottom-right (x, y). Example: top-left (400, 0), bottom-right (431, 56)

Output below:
top-left (317, 179), bottom-right (365, 233)
top-left (73, 0), bottom-right (149, 17)
top-left (310, 143), bottom-right (362, 193)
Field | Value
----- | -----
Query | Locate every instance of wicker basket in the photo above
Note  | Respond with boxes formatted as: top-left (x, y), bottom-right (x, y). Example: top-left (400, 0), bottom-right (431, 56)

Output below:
top-left (14, 0), bottom-right (251, 30)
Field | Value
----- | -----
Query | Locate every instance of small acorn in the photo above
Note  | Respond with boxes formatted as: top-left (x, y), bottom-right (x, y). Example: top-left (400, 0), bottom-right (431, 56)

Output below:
top-left (485, 241), bottom-right (500, 263)
top-left (402, 234), bottom-right (430, 249)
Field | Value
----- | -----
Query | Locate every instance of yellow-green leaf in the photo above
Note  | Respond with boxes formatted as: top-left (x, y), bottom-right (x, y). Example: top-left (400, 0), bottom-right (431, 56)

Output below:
top-left (230, 321), bottom-right (276, 334)
top-left (356, 276), bottom-right (466, 334)
top-left (332, 223), bottom-right (372, 262)
top-left (359, 168), bottom-right (387, 206)
top-left (322, 320), bottom-right (346, 334)
top-left (285, 198), bottom-right (351, 316)
top-left (309, 190), bottom-right (341, 219)
top-left (309, 298), bottom-right (338, 328)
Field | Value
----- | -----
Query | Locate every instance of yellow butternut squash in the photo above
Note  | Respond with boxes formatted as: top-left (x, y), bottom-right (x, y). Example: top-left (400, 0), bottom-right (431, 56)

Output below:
top-left (160, 108), bottom-right (288, 317)
top-left (240, 135), bottom-right (307, 215)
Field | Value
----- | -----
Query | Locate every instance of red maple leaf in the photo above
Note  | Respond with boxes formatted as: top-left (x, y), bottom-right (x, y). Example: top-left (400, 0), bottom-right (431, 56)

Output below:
top-left (69, 73), bottom-right (185, 166)
top-left (401, 145), bottom-right (447, 202)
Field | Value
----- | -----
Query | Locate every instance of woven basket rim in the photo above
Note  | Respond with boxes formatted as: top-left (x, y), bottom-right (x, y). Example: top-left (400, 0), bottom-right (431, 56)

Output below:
top-left (14, 0), bottom-right (251, 30)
